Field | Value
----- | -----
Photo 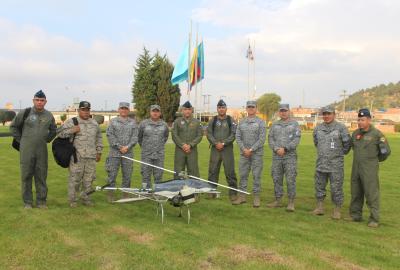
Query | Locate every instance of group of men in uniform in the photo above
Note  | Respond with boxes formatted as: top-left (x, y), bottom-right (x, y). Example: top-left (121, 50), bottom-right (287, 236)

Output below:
top-left (11, 90), bottom-right (391, 228)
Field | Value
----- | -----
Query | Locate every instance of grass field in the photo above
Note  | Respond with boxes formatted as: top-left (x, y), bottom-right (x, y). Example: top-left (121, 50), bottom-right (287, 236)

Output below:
top-left (0, 125), bottom-right (11, 133)
top-left (0, 132), bottom-right (399, 270)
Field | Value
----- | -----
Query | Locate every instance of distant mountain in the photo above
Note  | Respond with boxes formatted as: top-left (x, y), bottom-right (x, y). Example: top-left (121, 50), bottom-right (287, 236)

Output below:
top-left (331, 81), bottom-right (400, 111)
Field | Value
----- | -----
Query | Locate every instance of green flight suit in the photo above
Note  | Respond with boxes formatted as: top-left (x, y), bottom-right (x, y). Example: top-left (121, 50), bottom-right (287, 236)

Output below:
top-left (10, 107), bottom-right (57, 206)
top-left (207, 116), bottom-right (238, 195)
top-left (172, 116), bottom-right (203, 177)
top-left (350, 126), bottom-right (391, 223)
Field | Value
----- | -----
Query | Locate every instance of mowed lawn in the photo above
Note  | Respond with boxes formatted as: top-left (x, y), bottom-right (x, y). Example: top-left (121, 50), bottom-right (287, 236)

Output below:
top-left (0, 132), bottom-right (399, 270)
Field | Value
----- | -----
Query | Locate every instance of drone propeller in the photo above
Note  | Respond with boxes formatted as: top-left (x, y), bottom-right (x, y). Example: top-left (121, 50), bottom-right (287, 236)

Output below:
top-left (121, 156), bottom-right (250, 195)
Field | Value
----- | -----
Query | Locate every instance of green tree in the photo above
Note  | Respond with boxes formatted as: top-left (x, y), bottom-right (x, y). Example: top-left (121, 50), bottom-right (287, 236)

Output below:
top-left (0, 110), bottom-right (5, 125)
top-left (152, 53), bottom-right (181, 123)
top-left (132, 48), bottom-right (181, 122)
top-left (132, 47), bottom-right (156, 120)
top-left (330, 81), bottom-right (400, 110)
top-left (92, 115), bottom-right (104, 125)
top-left (0, 110), bottom-right (16, 125)
top-left (60, 114), bottom-right (67, 122)
top-left (257, 93), bottom-right (281, 122)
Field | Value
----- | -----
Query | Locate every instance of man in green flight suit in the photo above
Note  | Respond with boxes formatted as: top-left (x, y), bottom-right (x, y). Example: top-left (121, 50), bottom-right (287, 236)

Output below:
top-left (349, 108), bottom-right (391, 228)
top-left (10, 90), bottom-right (57, 209)
top-left (207, 99), bottom-right (238, 202)
top-left (172, 101), bottom-right (203, 178)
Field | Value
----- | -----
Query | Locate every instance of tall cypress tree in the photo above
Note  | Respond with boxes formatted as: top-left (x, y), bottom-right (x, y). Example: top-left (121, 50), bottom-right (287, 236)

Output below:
top-left (132, 47), bottom-right (156, 120)
top-left (152, 53), bottom-right (181, 124)
top-left (132, 48), bottom-right (181, 122)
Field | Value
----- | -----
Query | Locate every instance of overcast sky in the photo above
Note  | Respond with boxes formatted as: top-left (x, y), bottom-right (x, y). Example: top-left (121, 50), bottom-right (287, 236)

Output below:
top-left (1, 0), bottom-right (399, 111)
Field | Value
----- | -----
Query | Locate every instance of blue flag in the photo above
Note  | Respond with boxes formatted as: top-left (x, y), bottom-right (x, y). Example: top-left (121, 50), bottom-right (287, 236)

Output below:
top-left (198, 41), bottom-right (204, 81)
top-left (171, 42), bottom-right (189, 85)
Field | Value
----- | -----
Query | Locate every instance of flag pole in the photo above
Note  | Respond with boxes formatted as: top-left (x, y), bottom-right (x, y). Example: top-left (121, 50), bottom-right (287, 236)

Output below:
top-left (199, 36), bottom-right (203, 122)
top-left (187, 20), bottom-right (192, 100)
top-left (247, 39), bottom-right (250, 100)
top-left (253, 39), bottom-right (256, 99)
top-left (194, 23), bottom-right (199, 119)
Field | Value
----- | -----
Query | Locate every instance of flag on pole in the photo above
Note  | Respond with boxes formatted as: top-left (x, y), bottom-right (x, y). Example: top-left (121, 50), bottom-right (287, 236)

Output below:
top-left (198, 41), bottom-right (205, 81)
top-left (189, 41), bottom-right (205, 89)
top-left (246, 44), bottom-right (254, 60)
top-left (171, 42), bottom-right (189, 85)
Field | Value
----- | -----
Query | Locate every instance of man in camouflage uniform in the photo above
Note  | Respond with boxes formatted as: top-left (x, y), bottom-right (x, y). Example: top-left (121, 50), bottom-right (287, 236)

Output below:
top-left (312, 106), bottom-right (351, 219)
top-left (233, 100), bottom-right (266, 207)
top-left (267, 104), bottom-right (301, 212)
top-left (172, 101), bottom-right (203, 178)
top-left (105, 102), bottom-right (138, 201)
top-left (10, 90), bottom-right (57, 209)
top-left (138, 105), bottom-right (169, 189)
top-left (58, 101), bottom-right (103, 207)
top-left (349, 108), bottom-right (391, 228)
top-left (207, 99), bottom-right (238, 202)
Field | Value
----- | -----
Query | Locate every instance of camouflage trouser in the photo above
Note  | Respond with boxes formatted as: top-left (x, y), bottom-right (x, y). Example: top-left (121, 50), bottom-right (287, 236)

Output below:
top-left (141, 156), bottom-right (164, 189)
top-left (271, 157), bottom-right (297, 199)
top-left (105, 156), bottom-right (133, 188)
top-left (314, 170), bottom-right (344, 206)
top-left (68, 156), bottom-right (96, 203)
top-left (208, 145), bottom-right (238, 195)
top-left (238, 154), bottom-right (263, 194)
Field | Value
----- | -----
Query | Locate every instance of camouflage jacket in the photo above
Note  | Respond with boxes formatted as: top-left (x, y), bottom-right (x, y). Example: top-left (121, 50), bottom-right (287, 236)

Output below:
top-left (58, 117), bottom-right (103, 159)
top-left (313, 120), bottom-right (351, 172)
top-left (106, 117), bottom-right (138, 157)
top-left (236, 116), bottom-right (266, 155)
top-left (268, 119), bottom-right (301, 159)
top-left (138, 118), bottom-right (169, 158)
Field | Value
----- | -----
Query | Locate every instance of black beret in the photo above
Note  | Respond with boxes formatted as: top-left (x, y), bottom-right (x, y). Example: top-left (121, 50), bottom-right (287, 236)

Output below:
top-left (358, 108), bottom-right (371, 118)
top-left (217, 99), bottom-right (226, 107)
top-left (182, 101), bottom-right (192, 108)
top-left (34, 90), bottom-right (46, 99)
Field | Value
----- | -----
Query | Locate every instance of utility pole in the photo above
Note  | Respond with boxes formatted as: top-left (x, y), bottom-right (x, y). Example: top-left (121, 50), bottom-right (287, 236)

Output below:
top-left (207, 94), bottom-right (211, 113)
top-left (202, 94), bottom-right (207, 113)
top-left (340, 90), bottom-right (348, 112)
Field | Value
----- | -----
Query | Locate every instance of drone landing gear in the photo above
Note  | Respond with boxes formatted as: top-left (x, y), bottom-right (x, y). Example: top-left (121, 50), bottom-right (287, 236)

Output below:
top-left (178, 205), bottom-right (191, 224)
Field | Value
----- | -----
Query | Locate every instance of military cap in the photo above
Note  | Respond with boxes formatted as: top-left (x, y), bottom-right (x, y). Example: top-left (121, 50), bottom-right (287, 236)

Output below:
top-left (150, 104), bottom-right (161, 111)
top-left (358, 108), bottom-right (371, 118)
top-left (118, 102), bottom-right (130, 109)
top-left (182, 101), bottom-right (192, 108)
top-left (79, 101), bottom-right (91, 109)
top-left (279, 104), bottom-right (290, 111)
top-left (34, 90), bottom-right (46, 99)
top-left (321, 106), bottom-right (335, 113)
top-left (246, 100), bottom-right (256, 107)
top-left (217, 99), bottom-right (227, 107)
